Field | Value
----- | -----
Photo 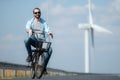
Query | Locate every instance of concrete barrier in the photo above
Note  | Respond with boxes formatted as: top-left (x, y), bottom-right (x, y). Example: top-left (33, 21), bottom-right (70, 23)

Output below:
top-left (0, 62), bottom-right (77, 79)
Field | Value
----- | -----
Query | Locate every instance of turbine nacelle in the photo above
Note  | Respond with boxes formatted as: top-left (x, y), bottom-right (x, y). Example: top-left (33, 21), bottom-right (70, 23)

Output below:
top-left (78, 24), bottom-right (91, 30)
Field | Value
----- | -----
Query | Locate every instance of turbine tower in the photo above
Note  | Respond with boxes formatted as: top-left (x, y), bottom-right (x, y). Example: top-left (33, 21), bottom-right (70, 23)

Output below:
top-left (78, 0), bottom-right (112, 73)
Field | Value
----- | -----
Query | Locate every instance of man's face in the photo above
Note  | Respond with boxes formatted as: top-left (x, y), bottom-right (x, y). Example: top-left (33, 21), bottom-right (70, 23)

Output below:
top-left (33, 9), bottom-right (41, 19)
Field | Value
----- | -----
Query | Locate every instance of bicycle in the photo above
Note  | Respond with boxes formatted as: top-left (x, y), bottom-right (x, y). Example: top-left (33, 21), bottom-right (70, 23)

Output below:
top-left (28, 31), bottom-right (53, 79)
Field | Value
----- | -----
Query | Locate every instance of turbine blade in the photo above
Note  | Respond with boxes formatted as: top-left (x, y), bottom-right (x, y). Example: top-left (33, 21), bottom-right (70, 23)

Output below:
top-left (90, 28), bottom-right (94, 48)
top-left (92, 24), bottom-right (112, 34)
top-left (90, 27), bottom-right (95, 73)
top-left (88, 0), bottom-right (93, 24)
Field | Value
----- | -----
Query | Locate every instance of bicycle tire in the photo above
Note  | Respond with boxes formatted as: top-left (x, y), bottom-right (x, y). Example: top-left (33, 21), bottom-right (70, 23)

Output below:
top-left (35, 53), bottom-right (45, 79)
top-left (30, 42), bottom-right (52, 79)
top-left (31, 62), bottom-right (35, 79)
top-left (30, 52), bottom-right (37, 79)
top-left (37, 47), bottom-right (52, 79)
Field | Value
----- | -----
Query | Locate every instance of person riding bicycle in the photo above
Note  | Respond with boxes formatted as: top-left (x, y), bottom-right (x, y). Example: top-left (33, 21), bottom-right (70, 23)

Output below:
top-left (24, 7), bottom-right (53, 62)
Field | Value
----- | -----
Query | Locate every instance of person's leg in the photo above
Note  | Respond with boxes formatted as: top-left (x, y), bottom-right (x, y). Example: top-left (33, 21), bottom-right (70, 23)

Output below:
top-left (44, 47), bottom-right (52, 72)
top-left (24, 35), bottom-right (37, 62)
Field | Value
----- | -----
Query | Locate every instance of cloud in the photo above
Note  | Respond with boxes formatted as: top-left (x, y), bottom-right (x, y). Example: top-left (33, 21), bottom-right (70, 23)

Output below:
top-left (1, 34), bottom-right (23, 41)
top-left (40, 0), bottom-right (88, 16)
top-left (50, 4), bottom-right (64, 15)
top-left (111, 0), bottom-right (120, 13)
top-left (0, 34), bottom-right (24, 50)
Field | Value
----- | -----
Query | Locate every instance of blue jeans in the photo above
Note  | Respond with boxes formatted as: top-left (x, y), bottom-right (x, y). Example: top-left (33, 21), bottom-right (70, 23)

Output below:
top-left (24, 35), bottom-right (43, 55)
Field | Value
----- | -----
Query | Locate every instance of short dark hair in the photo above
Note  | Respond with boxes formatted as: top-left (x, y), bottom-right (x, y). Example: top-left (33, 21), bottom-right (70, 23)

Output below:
top-left (33, 7), bottom-right (41, 14)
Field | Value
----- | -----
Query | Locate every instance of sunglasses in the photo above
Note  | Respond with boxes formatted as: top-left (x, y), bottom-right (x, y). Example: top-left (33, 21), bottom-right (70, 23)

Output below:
top-left (34, 12), bottom-right (40, 14)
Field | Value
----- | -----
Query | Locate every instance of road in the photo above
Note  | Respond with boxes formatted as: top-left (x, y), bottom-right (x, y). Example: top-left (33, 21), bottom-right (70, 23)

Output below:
top-left (14, 73), bottom-right (120, 80)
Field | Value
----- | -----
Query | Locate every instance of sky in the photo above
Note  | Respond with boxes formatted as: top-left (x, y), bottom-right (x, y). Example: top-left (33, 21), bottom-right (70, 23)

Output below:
top-left (0, 0), bottom-right (120, 74)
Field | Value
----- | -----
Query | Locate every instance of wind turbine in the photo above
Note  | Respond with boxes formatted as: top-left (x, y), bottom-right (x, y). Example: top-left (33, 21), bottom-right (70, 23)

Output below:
top-left (78, 0), bottom-right (112, 73)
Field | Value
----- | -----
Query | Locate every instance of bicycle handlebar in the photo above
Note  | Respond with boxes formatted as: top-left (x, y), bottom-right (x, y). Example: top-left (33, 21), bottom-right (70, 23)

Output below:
top-left (32, 29), bottom-right (53, 42)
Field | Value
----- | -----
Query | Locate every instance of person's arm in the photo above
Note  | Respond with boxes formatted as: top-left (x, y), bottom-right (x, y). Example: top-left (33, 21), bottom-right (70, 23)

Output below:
top-left (26, 29), bottom-right (33, 37)
top-left (41, 18), bottom-right (53, 38)
top-left (26, 20), bottom-right (33, 37)
top-left (44, 22), bottom-right (53, 38)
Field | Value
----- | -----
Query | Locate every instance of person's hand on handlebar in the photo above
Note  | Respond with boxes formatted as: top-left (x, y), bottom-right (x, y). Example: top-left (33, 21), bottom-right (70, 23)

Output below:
top-left (48, 32), bottom-right (53, 39)
top-left (26, 29), bottom-right (33, 37)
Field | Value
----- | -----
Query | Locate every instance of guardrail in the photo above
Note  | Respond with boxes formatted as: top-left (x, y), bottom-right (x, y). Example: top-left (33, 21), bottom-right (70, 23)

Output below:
top-left (0, 62), bottom-right (30, 79)
top-left (0, 62), bottom-right (29, 70)
top-left (0, 62), bottom-right (77, 79)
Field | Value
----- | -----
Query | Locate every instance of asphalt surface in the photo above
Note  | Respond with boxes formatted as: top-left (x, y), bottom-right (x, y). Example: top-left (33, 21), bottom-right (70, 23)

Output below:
top-left (13, 74), bottom-right (120, 80)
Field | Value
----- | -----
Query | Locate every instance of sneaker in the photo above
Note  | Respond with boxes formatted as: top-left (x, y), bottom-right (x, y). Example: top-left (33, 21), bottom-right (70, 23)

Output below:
top-left (44, 68), bottom-right (48, 74)
top-left (26, 55), bottom-right (32, 62)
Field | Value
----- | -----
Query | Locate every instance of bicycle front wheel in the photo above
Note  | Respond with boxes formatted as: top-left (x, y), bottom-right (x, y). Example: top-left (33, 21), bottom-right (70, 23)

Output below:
top-left (30, 61), bottom-right (36, 79)
top-left (36, 53), bottom-right (45, 79)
